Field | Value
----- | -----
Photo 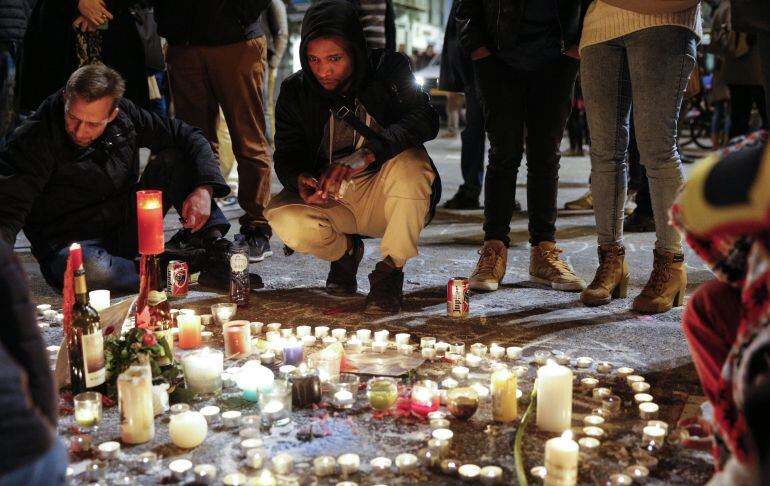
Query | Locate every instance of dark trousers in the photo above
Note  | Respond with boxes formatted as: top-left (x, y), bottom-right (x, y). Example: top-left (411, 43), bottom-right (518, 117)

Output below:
top-left (457, 83), bottom-right (485, 199)
top-left (39, 149), bottom-right (230, 292)
top-left (728, 84), bottom-right (768, 138)
top-left (474, 55), bottom-right (579, 246)
top-left (0, 42), bottom-right (19, 140)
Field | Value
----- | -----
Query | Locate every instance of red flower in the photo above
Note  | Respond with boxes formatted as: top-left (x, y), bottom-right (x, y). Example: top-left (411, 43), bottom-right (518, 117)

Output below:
top-left (103, 325), bottom-right (115, 337)
top-left (142, 333), bottom-right (157, 347)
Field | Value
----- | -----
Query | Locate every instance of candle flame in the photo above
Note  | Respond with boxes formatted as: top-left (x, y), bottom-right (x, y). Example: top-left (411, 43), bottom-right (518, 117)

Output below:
top-left (561, 430), bottom-right (574, 441)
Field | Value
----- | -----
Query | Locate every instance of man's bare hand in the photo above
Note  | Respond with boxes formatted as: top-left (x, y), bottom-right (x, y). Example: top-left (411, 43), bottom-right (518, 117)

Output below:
top-left (181, 185), bottom-right (213, 233)
top-left (78, 0), bottom-right (113, 27)
top-left (72, 15), bottom-right (97, 32)
top-left (471, 46), bottom-right (492, 61)
top-left (319, 149), bottom-right (375, 199)
top-left (677, 416), bottom-right (714, 451)
top-left (297, 174), bottom-right (327, 206)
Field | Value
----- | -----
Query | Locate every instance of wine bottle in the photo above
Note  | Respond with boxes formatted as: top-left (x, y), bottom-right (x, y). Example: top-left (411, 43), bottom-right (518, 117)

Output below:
top-left (67, 243), bottom-right (107, 395)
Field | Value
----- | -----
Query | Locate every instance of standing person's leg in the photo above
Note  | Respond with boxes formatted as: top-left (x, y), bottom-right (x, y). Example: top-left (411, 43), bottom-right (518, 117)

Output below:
top-left (728, 85), bottom-right (753, 138)
top-left (759, 33), bottom-right (770, 120)
top-left (461, 84), bottom-right (485, 199)
top-left (626, 26), bottom-right (695, 313)
top-left (207, 37), bottom-right (273, 260)
top-left (750, 85), bottom-right (768, 129)
top-left (579, 38), bottom-right (633, 306)
top-left (468, 59), bottom-right (524, 291)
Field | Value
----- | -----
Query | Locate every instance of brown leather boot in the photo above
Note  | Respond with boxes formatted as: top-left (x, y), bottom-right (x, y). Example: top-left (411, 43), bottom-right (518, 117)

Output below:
top-left (632, 250), bottom-right (686, 314)
top-left (580, 244), bottom-right (630, 307)
top-left (469, 240), bottom-right (507, 291)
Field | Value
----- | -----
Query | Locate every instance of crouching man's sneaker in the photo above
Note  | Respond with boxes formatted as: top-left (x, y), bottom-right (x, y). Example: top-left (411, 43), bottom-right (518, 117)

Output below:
top-left (364, 257), bottom-right (404, 315)
top-left (530, 241), bottom-right (585, 291)
top-left (326, 237), bottom-right (364, 295)
top-left (242, 232), bottom-right (273, 262)
top-left (469, 240), bottom-right (507, 291)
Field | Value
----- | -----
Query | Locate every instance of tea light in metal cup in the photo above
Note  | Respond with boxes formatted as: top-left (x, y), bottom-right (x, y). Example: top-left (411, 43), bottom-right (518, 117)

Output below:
top-left (200, 314), bottom-right (213, 326)
top-left (260, 351), bottom-right (276, 365)
top-left (193, 464), bottom-right (217, 484)
top-left (169, 459), bottom-right (193, 481)
top-left (596, 361), bottom-right (613, 374)
top-left (337, 453), bottom-right (360, 477)
top-left (626, 374), bottom-right (645, 386)
top-left (170, 403), bottom-right (190, 415)
top-left (136, 451), bottom-right (158, 473)
top-left (199, 405), bottom-right (220, 423)
top-left (356, 329), bottom-right (372, 342)
top-left (272, 453), bottom-right (294, 475)
top-left (428, 437), bottom-right (450, 457)
top-left (632, 381), bottom-right (651, 393)
top-left (315, 326), bottom-right (330, 338)
top-left (639, 402), bottom-right (660, 420)
top-left (642, 424), bottom-right (666, 447)
top-left (583, 426), bottom-right (605, 438)
top-left (246, 448), bottom-right (267, 469)
top-left (239, 414), bottom-right (260, 429)
top-left (578, 437), bottom-right (600, 455)
top-left (302, 335), bottom-right (317, 347)
top-left (398, 344), bottom-right (414, 356)
top-left (458, 464), bottom-right (481, 482)
top-left (552, 350), bottom-right (570, 365)
top-left (626, 465), bottom-right (649, 483)
top-left (314, 456), bottom-right (336, 476)
top-left (251, 321), bottom-right (264, 334)
top-left (374, 330), bottom-right (389, 342)
top-left (506, 346), bottom-right (523, 360)
top-left (73, 391), bottom-right (102, 427)
top-left (221, 410), bottom-right (242, 427)
top-left (576, 356), bottom-right (594, 368)
top-left (441, 458), bottom-right (460, 476)
top-left (239, 428), bottom-right (260, 439)
top-left (395, 333), bottom-right (410, 345)
top-left (634, 393), bottom-right (653, 404)
top-left (646, 420), bottom-right (669, 433)
top-left (533, 350), bottom-right (551, 365)
top-left (395, 453), bottom-right (418, 473)
top-left (370, 456), bottom-right (392, 474)
top-left (449, 342), bottom-right (465, 355)
top-left (435, 341), bottom-right (450, 354)
top-left (97, 441), bottom-right (120, 459)
top-left (371, 341), bottom-right (388, 353)
top-left (427, 411), bottom-right (447, 420)
top-left (452, 366), bottom-right (469, 381)
top-left (332, 328), bottom-right (347, 341)
top-left (421, 336), bottom-right (436, 349)
top-left (422, 347), bottom-right (437, 360)
top-left (470, 343), bottom-right (487, 357)
top-left (584, 414), bottom-right (605, 426)
top-left (592, 387), bottom-right (612, 399)
top-left (480, 465), bottom-right (503, 485)
top-left (608, 473), bottom-right (634, 486)
top-left (465, 354), bottom-right (482, 368)
top-left (430, 418), bottom-right (451, 430)
top-left (432, 428), bottom-right (454, 445)
top-left (581, 377), bottom-right (599, 390)
top-left (222, 473), bottom-right (247, 485)
top-left (616, 366), bottom-right (634, 379)
top-left (602, 394), bottom-right (622, 414)
top-left (513, 365), bottom-right (529, 378)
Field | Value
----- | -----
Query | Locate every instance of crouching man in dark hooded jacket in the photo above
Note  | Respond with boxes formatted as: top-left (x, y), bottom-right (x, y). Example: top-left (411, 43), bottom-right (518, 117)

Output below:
top-left (266, 0), bottom-right (441, 314)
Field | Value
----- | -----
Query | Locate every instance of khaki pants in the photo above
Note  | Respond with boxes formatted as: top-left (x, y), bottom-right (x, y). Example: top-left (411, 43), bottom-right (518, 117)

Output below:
top-left (265, 148), bottom-right (435, 268)
top-left (167, 37), bottom-right (272, 236)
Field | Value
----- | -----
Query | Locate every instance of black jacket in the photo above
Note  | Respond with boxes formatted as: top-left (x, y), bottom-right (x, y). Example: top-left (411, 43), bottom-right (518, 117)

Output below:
top-left (154, 0), bottom-right (270, 46)
top-left (0, 91), bottom-right (229, 261)
top-left (456, 0), bottom-right (588, 58)
top-left (274, 0), bottom-right (441, 218)
top-left (0, 239), bottom-right (57, 474)
top-left (439, 0), bottom-right (471, 92)
top-left (0, 0), bottom-right (34, 45)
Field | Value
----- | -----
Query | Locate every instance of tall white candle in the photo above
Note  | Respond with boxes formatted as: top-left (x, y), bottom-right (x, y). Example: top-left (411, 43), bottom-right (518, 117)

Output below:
top-left (88, 290), bottom-right (110, 312)
top-left (544, 432), bottom-right (579, 486)
top-left (536, 362), bottom-right (572, 433)
top-left (118, 364), bottom-right (154, 444)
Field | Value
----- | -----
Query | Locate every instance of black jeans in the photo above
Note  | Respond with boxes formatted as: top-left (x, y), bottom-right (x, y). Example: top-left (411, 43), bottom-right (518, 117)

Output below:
top-left (457, 83), bottom-right (486, 198)
top-left (728, 84), bottom-right (768, 138)
top-left (474, 55), bottom-right (578, 246)
top-left (39, 148), bottom-right (230, 292)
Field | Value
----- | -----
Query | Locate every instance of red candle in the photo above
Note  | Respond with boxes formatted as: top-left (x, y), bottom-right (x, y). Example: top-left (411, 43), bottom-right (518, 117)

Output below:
top-left (224, 322), bottom-right (251, 357)
top-left (69, 242), bottom-right (83, 270)
top-left (136, 190), bottom-right (164, 255)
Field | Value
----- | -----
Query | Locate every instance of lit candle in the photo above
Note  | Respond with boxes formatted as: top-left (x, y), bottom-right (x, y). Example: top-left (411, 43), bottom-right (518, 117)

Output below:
top-left (596, 361), bottom-right (613, 374)
top-left (430, 418), bottom-right (451, 430)
top-left (265, 331), bottom-right (280, 343)
top-left (465, 354), bottom-right (482, 368)
top-left (223, 320), bottom-right (252, 358)
top-left (428, 437), bottom-right (450, 457)
top-left (639, 402), bottom-right (660, 420)
top-left (470, 381), bottom-right (490, 400)
top-left (168, 459), bottom-right (192, 481)
top-left (647, 420), bottom-right (668, 433)
top-left (315, 326), bottom-right (329, 338)
top-left (632, 381), bottom-right (651, 393)
top-left (507, 346), bottom-right (523, 360)
top-left (432, 428), bottom-right (453, 444)
top-left (592, 387), bottom-right (612, 399)
top-left (332, 328), bottom-right (347, 341)
top-left (608, 473), bottom-right (634, 486)
top-left (260, 351), bottom-right (276, 365)
top-left (583, 426), bottom-right (605, 438)
top-left (296, 325), bottom-right (311, 338)
top-left (489, 344), bottom-right (506, 360)
top-left (182, 348), bottom-right (223, 394)
top-left (616, 366), bottom-right (635, 379)
top-left (458, 464), bottom-right (481, 481)
top-left (470, 343), bottom-right (487, 357)
top-left (445, 352), bottom-right (462, 364)
top-left (626, 375), bottom-right (645, 386)
top-left (583, 415), bottom-right (605, 426)
top-left (450, 342), bottom-right (466, 355)
top-left (272, 453), bottom-right (294, 475)
top-left (480, 465), bottom-right (504, 485)
top-left (435, 341), bottom-right (450, 354)
top-left (199, 405), bottom-right (220, 423)
top-left (398, 344), bottom-right (414, 355)
top-left (322, 336), bottom-right (337, 346)
top-left (533, 350), bottom-right (552, 365)
top-left (410, 380), bottom-right (440, 416)
top-left (88, 290), bottom-right (110, 312)
top-left (346, 338), bottom-right (363, 354)
top-left (337, 453), bottom-right (360, 477)
top-left (222, 473), bottom-right (247, 485)
top-left (367, 377), bottom-right (399, 410)
top-left (314, 456), bottom-right (336, 476)
top-left (193, 464), bottom-right (217, 485)
top-left (71, 434), bottom-right (91, 452)
top-left (260, 381), bottom-right (292, 426)
top-left (136, 190), bottom-right (164, 254)
top-left (168, 410), bottom-right (207, 448)
top-left (552, 350), bottom-right (571, 365)
top-left (513, 365), bottom-right (529, 378)
top-left (371, 341), bottom-right (388, 353)
top-left (626, 465), bottom-right (649, 483)
top-left (250, 321), bottom-right (264, 334)
top-left (602, 395), bottom-right (622, 414)
top-left (422, 347), bottom-right (437, 360)
top-left (280, 328), bottom-right (293, 339)
top-left (246, 447), bottom-right (266, 469)
top-left (578, 437), bottom-right (600, 455)
top-left (177, 315), bottom-right (202, 350)
top-left (491, 369), bottom-right (517, 422)
top-left (118, 365), bottom-right (154, 444)
top-left (536, 362), bottom-right (572, 433)
top-left (356, 329), bottom-right (372, 342)
top-left (395, 333), bottom-right (411, 345)
top-left (170, 403), bottom-right (190, 415)
top-left (370, 457), bottom-right (392, 474)
top-left (221, 410), bottom-right (241, 428)
top-left (200, 314), bottom-right (213, 326)
top-left (581, 377), bottom-right (599, 390)
top-left (395, 453), bottom-right (418, 473)
top-left (283, 338), bottom-right (304, 366)
top-left (289, 365), bottom-right (322, 408)
top-left (421, 336), bottom-right (436, 348)
top-left (544, 432), bottom-right (579, 486)
top-left (575, 356), bottom-right (594, 368)
top-left (374, 330), bottom-right (389, 342)
top-left (74, 391), bottom-right (102, 427)
top-left (441, 458), bottom-right (460, 476)
top-left (36, 303), bottom-right (51, 315)
top-left (634, 393), bottom-right (653, 404)
top-left (97, 441), bottom-right (120, 460)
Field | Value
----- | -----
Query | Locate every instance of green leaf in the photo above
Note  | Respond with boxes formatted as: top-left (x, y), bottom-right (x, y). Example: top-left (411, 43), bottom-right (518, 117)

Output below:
top-left (169, 387), bottom-right (197, 404)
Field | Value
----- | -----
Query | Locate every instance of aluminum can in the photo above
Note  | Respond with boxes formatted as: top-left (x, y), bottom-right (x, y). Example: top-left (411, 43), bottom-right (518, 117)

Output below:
top-left (167, 260), bottom-right (189, 298)
top-left (447, 277), bottom-right (469, 317)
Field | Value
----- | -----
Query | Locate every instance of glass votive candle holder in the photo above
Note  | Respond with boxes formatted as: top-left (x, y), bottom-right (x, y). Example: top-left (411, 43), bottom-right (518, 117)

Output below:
top-left (315, 326), bottom-right (329, 338)
top-left (422, 347), bottom-right (437, 360)
top-left (182, 348), bottom-right (224, 395)
top-left (581, 377), bottom-right (599, 390)
top-left (337, 453), bottom-right (360, 477)
top-left (211, 303), bottom-right (236, 325)
top-left (602, 395), bottom-right (622, 414)
top-left (465, 354), bottom-right (482, 368)
top-left (74, 391), bottom-right (102, 428)
top-left (639, 402), bottom-right (660, 420)
top-left (328, 373), bottom-right (360, 409)
top-left (428, 437), bottom-right (450, 458)
top-left (332, 328), bottom-right (347, 341)
top-left (421, 337), bottom-right (436, 349)
top-left (374, 330), bottom-right (389, 342)
top-left (240, 414), bottom-right (261, 429)
top-left (632, 381), bottom-right (651, 393)
top-left (576, 356), bottom-right (594, 368)
top-left (398, 344), bottom-right (414, 356)
top-left (506, 346), bottom-right (523, 360)
top-left (280, 328), bottom-right (293, 339)
top-left (533, 350), bottom-right (552, 365)
top-left (310, 348), bottom-right (341, 383)
top-left (260, 381), bottom-right (292, 426)
top-left (367, 377), bottom-right (399, 410)
top-left (634, 393), bottom-right (653, 404)
top-left (410, 380), bottom-right (440, 416)
top-left (71, 433), bottom-right (92, 452)
top-left (583, 426), bottom-right (605, 439)
top-left (370, 457), bottom-right (392, 474)
top-left (447, 387), bottom-right (479, 420)
top-left (489, 345), bottom-right (506, 360)
top-left (223, 320), bottom-right (252, 358)
top-left (241, 438), bottom-right (263, 453)
top-left (356, 329), bottom-right (372, 342)
top-left (395, 453), bottom-right (418, 473)
top-left (596, 361), bottom-right (613, 374)
top-left (314, 456), bottom-right (336, 477)
top-left (578, 437), bottom-right (600, 456)
top-left (395, 333), bottom-right (411, 345)
top-left (470, 343), bottom-right (487, 357)
top-left (371, 341), bottom-right (388, 353)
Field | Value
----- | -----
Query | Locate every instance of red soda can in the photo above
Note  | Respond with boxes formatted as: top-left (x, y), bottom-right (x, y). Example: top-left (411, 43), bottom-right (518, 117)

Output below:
top-left (447, 277), bottom-right (469, 317)
top-left (167, 260), bottom-right (189, 298)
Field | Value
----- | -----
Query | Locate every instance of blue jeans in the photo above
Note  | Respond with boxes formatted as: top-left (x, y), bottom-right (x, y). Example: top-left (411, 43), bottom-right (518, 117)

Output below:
top-left (581, 26), bottom-right (696, 253)
top-left (0, 439), bottom-right (67, 486)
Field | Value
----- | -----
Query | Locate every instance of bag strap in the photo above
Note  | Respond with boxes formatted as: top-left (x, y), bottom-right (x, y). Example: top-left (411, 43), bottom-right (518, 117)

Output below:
top-left (329, 100), bottom-right (385, 144)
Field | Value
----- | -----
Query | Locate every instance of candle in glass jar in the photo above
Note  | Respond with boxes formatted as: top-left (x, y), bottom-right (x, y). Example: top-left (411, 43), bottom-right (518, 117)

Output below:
top-left (168, 410), bottom-right (208, 448)
top-left (367, 377), bottom-right (399, 410)
top-left (224, 320), bottom-right (251, 358)
top-left (182, 348), bottom-right (223, 394)
top-left (337, 453), bottom-right (360, 476)
top-left (491, 369), bottom-right (517, 422)
top-left (283, 338), bottom-right (304, 366)
top-left (421, 336), bottom-right (436, 348)
top-left (272, 453), bottom-right (294, 475)
top-left (118, 364), bottom-right (154, 444)
top-left (296, 325), bottom-right (311, 338)
top-left (465, 354), bottom-right (482, 368)
top-left (289, 365), bottom-right (322, 408)
top-left (410, 380), bottom-right (440, 416)
top-left (374, 330), bottom-right (389, 342)
top-left (395, 333), bottom-right (410, 345)
top-left (544, 432), bottom-right (579, 486)
top-left (536, 362), bottom-right (572, 433)
top-left (314, 456), bottom-right (336, 476)
top-left (332, 328), bottom-right (347, 341)
top-left (74, 391), bottom-right (102, 427)
top-left (315, 326), bottom-right (329, 338)
top-left (89, 290), bottom-right (111, 312)
top-left (136, 190), bottom-right (164, 254)
top-left (177, 315), bottom-right (202, 349)
top-left (578, 436), bottom-right (600, 455)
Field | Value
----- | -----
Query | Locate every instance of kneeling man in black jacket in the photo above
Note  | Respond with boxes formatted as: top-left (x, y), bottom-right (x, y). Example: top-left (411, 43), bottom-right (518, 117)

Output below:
top-left (266, 0), bottom-right (441, 314)
top-left (0, 65), bottom-right (231, 292)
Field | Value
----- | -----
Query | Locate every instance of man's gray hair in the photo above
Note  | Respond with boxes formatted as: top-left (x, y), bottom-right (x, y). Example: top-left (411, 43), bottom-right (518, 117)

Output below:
top-left (64, 64), bottom-right (126, 112)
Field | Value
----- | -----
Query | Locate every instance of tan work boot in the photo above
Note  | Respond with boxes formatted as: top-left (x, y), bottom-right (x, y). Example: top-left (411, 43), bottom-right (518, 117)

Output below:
top-left (530, 241), bottom-right (586, 291)
top-left (580, 244), bottom-right (630, 306)
top-left (632, 250), bottom-right (687, 314)
top-left (469, 240), bottom-right (507, 291)
top-left (564, 191), bottom-right (593, 210)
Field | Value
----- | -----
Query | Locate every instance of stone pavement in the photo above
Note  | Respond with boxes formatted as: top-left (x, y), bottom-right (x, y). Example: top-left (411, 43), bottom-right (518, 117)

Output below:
top-left (22, 135), bottom-right (717, 484)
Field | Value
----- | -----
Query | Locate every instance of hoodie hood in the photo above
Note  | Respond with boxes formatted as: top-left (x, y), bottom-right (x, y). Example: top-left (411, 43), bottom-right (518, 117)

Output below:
top-left (300, 0), bottom-right (372, 98)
